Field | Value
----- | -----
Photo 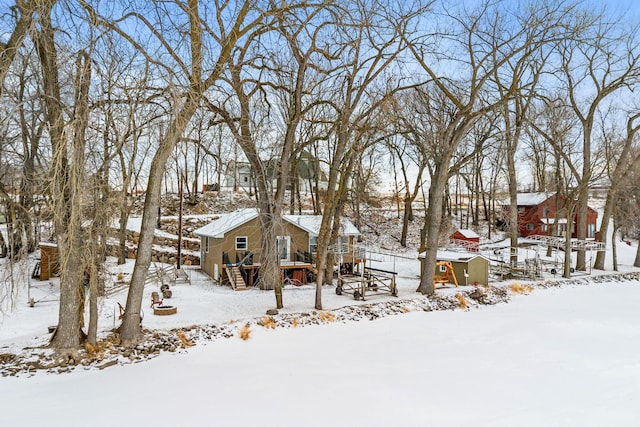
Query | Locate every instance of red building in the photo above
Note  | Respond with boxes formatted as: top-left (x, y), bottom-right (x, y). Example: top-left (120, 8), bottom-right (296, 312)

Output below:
top-left (504, 192), bottom-right (598, 238)
top-left (450, 229), bottom-right (480, 251)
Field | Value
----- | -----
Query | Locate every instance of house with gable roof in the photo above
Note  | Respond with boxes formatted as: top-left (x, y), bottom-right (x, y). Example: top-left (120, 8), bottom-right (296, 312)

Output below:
top-left (502, 192), bottom-right (597, 238)
top-left (194, 208), bottom-right (360, 288)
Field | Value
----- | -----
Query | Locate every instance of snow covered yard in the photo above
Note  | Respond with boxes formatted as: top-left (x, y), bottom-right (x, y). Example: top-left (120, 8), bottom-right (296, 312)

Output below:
top-left (1, 280), bottom-right (640, 426)
top-left (2, 223), bottom-right (640, 425)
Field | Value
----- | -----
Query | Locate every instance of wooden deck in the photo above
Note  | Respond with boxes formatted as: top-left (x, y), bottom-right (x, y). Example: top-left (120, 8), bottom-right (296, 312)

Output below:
top-left (224, 262), bottom-right (313, 288)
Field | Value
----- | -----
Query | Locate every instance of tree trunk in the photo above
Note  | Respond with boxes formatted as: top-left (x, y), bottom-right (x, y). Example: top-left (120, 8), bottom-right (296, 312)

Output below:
top-left (120, 98), bottom-right (200, 346)
top-left (612, 224), bottom-right (618, 272)
top-left (575, 189), bottom-right (588, 271)
top-left (417, 161), bottom-right (449, 295)
top-left (563, 226), bottom-right (572, 278)
top-left (593, 188), bottom-right (614, 270)
top-left (0, 229), bottom-right (6, 258)
top-left (38, 18), bottom-right (92, 348)
top-left (400, 196), bottom-right (412, 247)
top-left (507, 159), bottom-right (519, 266)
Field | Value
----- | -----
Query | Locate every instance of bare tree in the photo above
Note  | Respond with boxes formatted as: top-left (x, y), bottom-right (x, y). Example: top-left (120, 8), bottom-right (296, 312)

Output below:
top-left (406, 1), bottom-right (570, 294)
top-left (555, 13), bottom-right (640, 270)
top-left (593, 110), bottom-right (640, 269)
top-left (203, 2), bottom-right (338, 309)
top-left (311, 0), bottom-right (428, 309)
top-left (105, 0), bottom-right (270, 345)
top-left (31, 1), bottom-right (99, 349)
top-left (530, 95), bottom-right (593, 276)
top-left (386, 101), bottom-right (428, 247)
top-left (0, 0), bottom-right (54, 93)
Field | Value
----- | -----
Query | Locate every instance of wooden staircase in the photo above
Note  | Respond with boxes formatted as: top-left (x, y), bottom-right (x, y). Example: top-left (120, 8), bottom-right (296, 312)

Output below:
top-left (226, 265), bottom-right (247, 290)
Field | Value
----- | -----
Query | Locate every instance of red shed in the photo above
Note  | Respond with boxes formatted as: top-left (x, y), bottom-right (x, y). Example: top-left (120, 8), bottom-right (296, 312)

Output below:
top-left (450, 229), bottom-right (480, 251)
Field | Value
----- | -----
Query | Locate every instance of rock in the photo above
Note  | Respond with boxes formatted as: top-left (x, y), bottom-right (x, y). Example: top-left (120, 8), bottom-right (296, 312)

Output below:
top-left (266, 309), bottom-right (279, 315)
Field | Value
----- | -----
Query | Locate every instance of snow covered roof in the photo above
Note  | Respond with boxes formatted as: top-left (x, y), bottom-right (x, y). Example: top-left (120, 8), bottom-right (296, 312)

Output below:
top-left (283, 215), bottom-right (360, 236)
top-left (515, 192), bottom-right (554, 206)
top-left (418, 250), bottom-right (489, 262)
top-left (193, 208), bottom-right (259, 238)
top-left (194, 209), bottom-right (360, 238)
top-left (454, 229), bottom-right (480, 239)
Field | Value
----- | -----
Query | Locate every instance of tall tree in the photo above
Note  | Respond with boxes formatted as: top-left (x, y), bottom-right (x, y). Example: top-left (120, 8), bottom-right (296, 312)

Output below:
top-left (593, 110), bottom-right (640, 269)
top-left (33, 1), bottom-right (98, 349)
top-left (556, 12), bottom-right (640, 270)
top-left (103, 0), bottom-right (267, 345)
top-left (312, 0), bottom-right (427, 309)
top-left (406, 0), bottom-right (570, 294)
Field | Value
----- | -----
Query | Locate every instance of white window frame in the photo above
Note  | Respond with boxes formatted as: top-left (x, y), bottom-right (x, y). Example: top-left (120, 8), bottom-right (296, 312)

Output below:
top-left (309, 235), bottom-right (318, 253)
top-left (205, 237), bottom-right (209, 253)
top-left (235, 236), bottom-right (248, 251)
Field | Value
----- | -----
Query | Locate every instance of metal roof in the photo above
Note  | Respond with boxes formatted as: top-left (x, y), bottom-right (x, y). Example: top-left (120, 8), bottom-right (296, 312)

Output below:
top-left (193, 208), bottom-right (258, 238)
top-left (283, 214), bottom-right (360, 236)
top-left (194, 209), bottom-right (360, 238)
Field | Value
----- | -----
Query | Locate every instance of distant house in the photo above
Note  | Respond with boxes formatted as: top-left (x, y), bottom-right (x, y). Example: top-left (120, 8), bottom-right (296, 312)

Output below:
top-left (418, 251), bottom-right (490, 286)
top-left (194, 208), bottom-right (360, 287)
top-left (502, 192), bottom-right (597, 238)
top-left (450, 229), bottom-right (480, 251)
top-left (223, 161), bottom-right (254, 190)
top-left (222, 153), bottom-right (328, 193)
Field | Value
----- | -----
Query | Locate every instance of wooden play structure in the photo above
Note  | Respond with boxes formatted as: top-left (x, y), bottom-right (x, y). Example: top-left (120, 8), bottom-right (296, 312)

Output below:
top-left (434, 261), bottom-right (459, 288)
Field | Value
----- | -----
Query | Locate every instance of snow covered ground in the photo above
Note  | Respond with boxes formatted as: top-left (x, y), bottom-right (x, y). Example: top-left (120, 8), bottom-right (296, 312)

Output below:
top-left (1, 217), bottom-right (640, 425)
top-left (1, 280), bottom-right (639, 426)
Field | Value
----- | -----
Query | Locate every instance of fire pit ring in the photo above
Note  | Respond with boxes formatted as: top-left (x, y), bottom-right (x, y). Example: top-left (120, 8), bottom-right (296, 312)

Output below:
top-left (153, 305), bottom-right (177, 316)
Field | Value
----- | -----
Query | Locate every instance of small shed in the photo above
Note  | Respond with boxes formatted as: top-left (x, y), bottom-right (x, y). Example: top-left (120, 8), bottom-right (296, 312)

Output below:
top-left (450, 229), bottom-right (480, 251)
top-left (419, 251), bottom-right (490, 286)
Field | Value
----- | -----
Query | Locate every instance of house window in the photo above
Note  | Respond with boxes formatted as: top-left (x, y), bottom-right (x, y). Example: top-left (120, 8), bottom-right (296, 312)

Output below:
top-left (438, 265), bottom-right (447, 273)
top-left (309, 235), bottom-right (318, 253)
top-left (542, 207), bottom-right (549, 217)
top-left (588, 223), bottom-right (596, 238)
top-left (541, 224), bottom-right (549, 233)
top-left (526, 223), bottom-right (534, 231)
top-left (205, 237), bottom-right (209, 253)
top-left (235, 236), bottom-right (248, 250)
top-left (276, 236), bottom-right (290, 261)
top-left (518, 207), bottom-right (525, 213)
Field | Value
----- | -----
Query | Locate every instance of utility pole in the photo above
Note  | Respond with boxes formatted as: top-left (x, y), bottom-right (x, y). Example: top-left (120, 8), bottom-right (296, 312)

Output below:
top-left (177, 172), bottom-right (183, 269)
